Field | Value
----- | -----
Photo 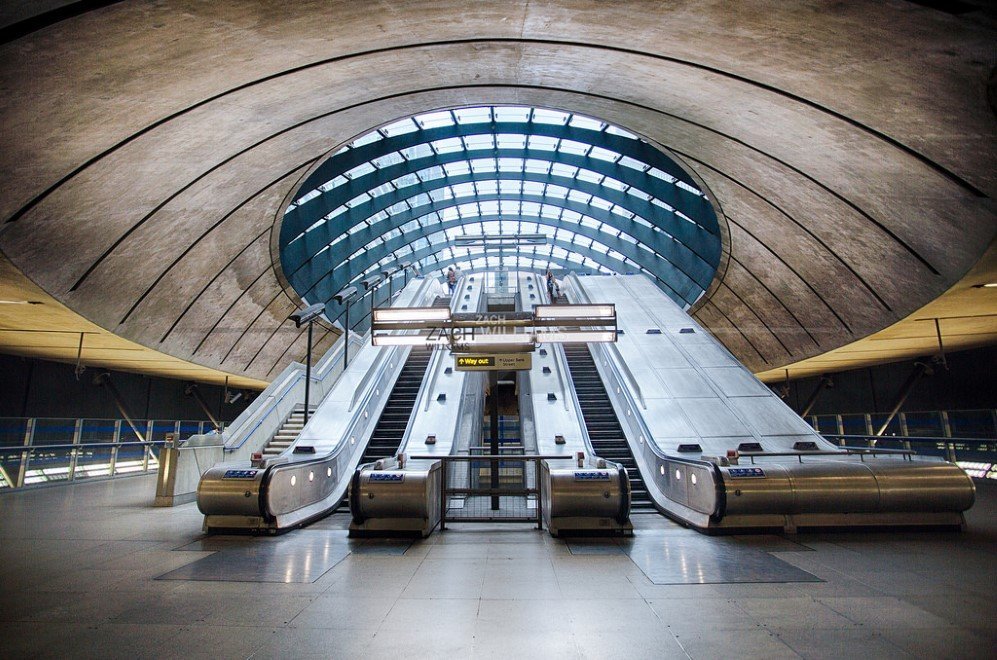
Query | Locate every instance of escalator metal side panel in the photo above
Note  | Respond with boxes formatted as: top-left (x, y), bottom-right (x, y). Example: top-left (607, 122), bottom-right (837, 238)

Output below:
top-left (400, 275), bottom-right (485, 460)
top-left (199, 278), bottom-right (435, 533)
top-left (516, 272), bottom-right (586, 461)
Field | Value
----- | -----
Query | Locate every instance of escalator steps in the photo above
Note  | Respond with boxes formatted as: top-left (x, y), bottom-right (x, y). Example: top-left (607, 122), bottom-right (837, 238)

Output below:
top-left (359, 351), bottom-right (432, 463)
top-left (564, 345), bottom-right (654, 511)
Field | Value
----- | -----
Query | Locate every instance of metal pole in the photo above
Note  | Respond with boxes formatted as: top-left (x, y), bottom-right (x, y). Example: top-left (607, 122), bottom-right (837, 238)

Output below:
top-left (440, 460), bottom-right (447, 531)
top-left (800, 375), bottom-right (832, 417)
top-left (490, 370), bottom-right (500, 511)
top-left (344, 301), bottom-right (351, 369)
top-left (933, 318), bottom-right (947, 369)
top-left (875, 361), bottom-right (930, 436)
top-left (96, 373), bottom-right (146, 441)
top-left (304, 320), bottom-right (314, 425)
top-left (183, 383), bottom-right (221, 431)
top-left (535, 459), bottom-right (543, 530)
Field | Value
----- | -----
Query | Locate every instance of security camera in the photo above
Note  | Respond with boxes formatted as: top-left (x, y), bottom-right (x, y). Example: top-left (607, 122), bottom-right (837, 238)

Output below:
top-left (289, 303), bottom-right (326, 327)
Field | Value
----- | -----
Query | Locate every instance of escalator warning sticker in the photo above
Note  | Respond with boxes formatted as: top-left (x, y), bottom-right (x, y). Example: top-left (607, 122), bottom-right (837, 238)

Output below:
top-left (574, 471), bottom-right (611, 480)
top-left (369, 473), bottom-right (404, 482)
top-left (223, 470), bottom-right (258, 479)
top-left (728, 468), bottom-right (765, 478)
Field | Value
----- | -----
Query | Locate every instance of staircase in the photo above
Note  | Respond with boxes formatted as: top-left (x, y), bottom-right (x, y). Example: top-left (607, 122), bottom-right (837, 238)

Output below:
top-left (261, 404), bottom-right (315, 457)
top-left (562, 344), bottom-right (655, 512)
top-left (360, 349), bottom-right (433, 464)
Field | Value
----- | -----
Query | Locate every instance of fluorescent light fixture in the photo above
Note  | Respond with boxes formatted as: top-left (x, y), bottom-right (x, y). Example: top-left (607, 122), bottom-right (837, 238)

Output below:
top-left (459, 333), bottom-right (534, 345)
top-left (537, 330), bottom-right (617, 343)
top-left (534, 304), bottom-right (614, 319)
top-left (372, 333), bottom-right (448, 346)
top-left (373, 307), bottom-right (452, 322)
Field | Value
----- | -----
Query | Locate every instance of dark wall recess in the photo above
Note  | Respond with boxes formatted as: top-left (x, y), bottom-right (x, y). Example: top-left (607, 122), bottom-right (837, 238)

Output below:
top-left (0, 354), bottom-right (253, 421)
top-left (776, 345), bottom-right (997, 416)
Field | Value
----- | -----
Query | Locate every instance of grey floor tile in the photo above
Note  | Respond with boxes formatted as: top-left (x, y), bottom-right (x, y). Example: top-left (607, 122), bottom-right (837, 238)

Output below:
top-left (818, 596), bottom-right (958, 629)
top-left (648, 597), bottom-right (760, 631)
top-left (878, 626), bottom-right (997, 659)
top-left (251, 627), bottom-right (376, 659)
top-left (471, 628), bottom-right (580, 660)
top-left (2, 474), bottom-right (996, 659)
top-left (672, 626), bottom-right (801, 659)
top-left (737, 595), bottom-right (858, 629)
top-left (773, 627), bottom-right (912, 659)
top-left (289, 595), bottom-right (396, 629)
top-left (573, 629), bottom-right (688, 659)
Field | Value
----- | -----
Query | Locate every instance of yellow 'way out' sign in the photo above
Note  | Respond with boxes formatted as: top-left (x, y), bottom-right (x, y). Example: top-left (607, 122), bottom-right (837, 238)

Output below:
top-left (454, 354), bottom-right (532, 371)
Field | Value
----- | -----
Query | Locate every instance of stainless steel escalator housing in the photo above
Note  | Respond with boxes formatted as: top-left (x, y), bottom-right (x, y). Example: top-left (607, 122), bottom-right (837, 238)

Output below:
top-left (349, 272), bottom-right (634, 538)
top-left (348, 457), bottom-right (443, 537)
top-left (540, 457), bottom-right (631, 537)
top-left (518, 271), bottom-right (633, 537)
top-left (196, 277), bottom-right (445, 533)
top-left (562, 273), bottom-right (976, 533)
top-left (348, 276), bottom-right (483, 537)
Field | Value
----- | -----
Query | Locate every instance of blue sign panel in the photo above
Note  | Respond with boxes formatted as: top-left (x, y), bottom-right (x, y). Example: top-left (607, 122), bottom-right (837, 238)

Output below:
top-left (728, 467), bottom-right (766, 478)
top-left (369, 473), bottom-right (404, 482)
top-left (223, 469), bottom-right (258, 479)
top-left (573, 471), bottom-right (611, 481)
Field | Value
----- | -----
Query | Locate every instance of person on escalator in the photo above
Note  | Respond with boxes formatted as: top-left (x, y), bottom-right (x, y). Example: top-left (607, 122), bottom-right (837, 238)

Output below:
top-left (446, 267), bottom-right (456, 295)
top-left (546, 269), bottom-right (555, 300)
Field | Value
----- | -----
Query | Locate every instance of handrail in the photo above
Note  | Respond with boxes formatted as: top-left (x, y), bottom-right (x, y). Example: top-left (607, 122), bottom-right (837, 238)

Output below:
top-left (409, 454), bottom-right (577, 461)
top-left (531, 272), bottom-right (570, 412)
top-left (348, 339), bottom-right (390, 413)
top-left (223, 333), bottom-right (362, 451)
top-left (826, 434), bottom-right (995, 445)
top-left (605, 341), bottom-right (646, 410)
top-left (563, 272), bottom-right (645, 409)
top-left (352, 277), bottom-right (436, 413)
top-left (422, 275), bottom-right (474, 413)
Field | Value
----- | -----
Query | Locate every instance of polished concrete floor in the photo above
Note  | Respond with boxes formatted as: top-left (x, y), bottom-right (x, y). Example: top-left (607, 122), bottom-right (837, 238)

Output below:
top-left (1, 476), bottom-right (994, 659)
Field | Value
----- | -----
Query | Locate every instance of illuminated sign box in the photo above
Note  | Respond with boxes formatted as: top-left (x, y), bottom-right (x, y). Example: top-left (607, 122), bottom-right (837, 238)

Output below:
top-left (455, 354), bottom-right (533, 371)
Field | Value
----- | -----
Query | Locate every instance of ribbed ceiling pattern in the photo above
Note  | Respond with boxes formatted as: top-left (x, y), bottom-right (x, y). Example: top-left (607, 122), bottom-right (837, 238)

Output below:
top-left (278, 106), bottom-right (723, 319)
top-left (0, 1), bottom-right (991, 383)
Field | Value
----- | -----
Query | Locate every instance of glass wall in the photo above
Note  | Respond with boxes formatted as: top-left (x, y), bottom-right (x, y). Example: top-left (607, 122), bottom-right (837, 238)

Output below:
top-left (0, 418), bottom-right (216, 490)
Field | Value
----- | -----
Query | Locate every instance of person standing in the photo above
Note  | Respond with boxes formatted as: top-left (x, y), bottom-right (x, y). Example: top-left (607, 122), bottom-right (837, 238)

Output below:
top-left (447, 267), bottom-right (456, 294)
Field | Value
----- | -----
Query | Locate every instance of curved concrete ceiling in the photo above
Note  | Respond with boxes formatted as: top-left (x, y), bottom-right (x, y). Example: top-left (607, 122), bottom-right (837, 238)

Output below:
top-left (0, 0), bottom-right (993, 384)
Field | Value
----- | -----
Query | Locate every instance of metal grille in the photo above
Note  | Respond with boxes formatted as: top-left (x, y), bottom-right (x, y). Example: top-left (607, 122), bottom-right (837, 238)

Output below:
top-left (424, 454), bottom-right (549, 528)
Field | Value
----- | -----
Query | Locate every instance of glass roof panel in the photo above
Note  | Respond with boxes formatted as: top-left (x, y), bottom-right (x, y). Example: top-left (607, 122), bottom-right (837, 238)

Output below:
top-left (568, 115), bottom-right (605, 131)
top-left (416, 111), bottom-right (455, 129)
top-left (494, 106), bottom-right (531, 123)
top-left (532, 109), bottom-right (569, 125)
top-left (380, 118), bottom-right (418, 136)
top-left (453, 107), bottom-right (492, 124)
top-left (280, 104), bottom-right (721, 312)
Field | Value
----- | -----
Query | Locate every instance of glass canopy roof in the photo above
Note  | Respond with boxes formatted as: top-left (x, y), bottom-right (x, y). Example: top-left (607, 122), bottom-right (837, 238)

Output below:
top-left (278, 106), bottom-right (722, 325)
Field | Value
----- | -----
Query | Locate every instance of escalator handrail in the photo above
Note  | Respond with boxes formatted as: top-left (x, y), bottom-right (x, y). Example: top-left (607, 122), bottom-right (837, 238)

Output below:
top-left (566, 275), bottom-right (717, 474)
top-left (564, 272), bottom-right (645, 410)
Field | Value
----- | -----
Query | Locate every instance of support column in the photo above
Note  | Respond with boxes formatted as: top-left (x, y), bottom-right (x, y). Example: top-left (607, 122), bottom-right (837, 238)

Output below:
top-left (490, 370), bottom-right (499, 511)
top-left (875, 361), bottom-right (931, 437)
top-left (800, 374), bottom-right (832, 418)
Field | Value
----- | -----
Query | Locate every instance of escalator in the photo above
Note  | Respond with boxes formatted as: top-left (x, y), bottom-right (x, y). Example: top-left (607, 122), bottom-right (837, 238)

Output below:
top-left (360, 349), bottom-right (432, 463)
top-left (562, 344), bottom-right (655, 512)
